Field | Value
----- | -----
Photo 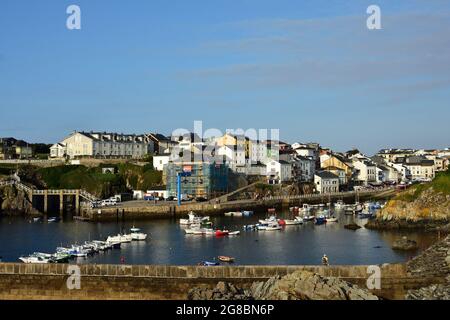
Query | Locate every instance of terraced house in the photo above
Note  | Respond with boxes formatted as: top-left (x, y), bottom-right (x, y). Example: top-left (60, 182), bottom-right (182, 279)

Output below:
top-left (51, 131), bottom-right (154, 159)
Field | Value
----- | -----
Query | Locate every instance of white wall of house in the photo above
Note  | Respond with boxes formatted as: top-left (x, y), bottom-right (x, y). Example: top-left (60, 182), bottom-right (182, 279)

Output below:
top-left (314, 175), bottom-right (339, 194)
top-left (153, 155), bottom-right (170, 171)
top-left (352, 160), bottom-right (377, 185)
top-left (266, 161), bottom-right (292, 183)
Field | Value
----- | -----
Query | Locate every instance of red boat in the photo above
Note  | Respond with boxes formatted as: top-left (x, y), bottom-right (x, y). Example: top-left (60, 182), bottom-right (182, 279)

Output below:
top-left (277, 219), bottom-right (286, 226)
top-left (215, 230), bottom-right (229, 237)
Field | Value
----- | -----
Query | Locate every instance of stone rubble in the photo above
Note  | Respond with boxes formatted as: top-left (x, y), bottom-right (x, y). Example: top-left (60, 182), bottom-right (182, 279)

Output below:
top-left (188, 270), bottom-right (378, 300)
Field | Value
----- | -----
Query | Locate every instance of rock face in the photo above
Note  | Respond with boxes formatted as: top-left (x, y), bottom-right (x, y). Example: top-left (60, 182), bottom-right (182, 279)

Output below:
top-left (0, 185), bottom-right (39, 216)
top-left (366, 185), bottom-right (449, 231)
top-left (406, 235), bottom-right (450, 300)
top-left (188, 271), bottom-right (378, 300)
top-left (250, 270), bottom-right (378, 300)
top-left (188, 282), bottom-right (253, 300)
top-left (344, 223), bottom-right (361, 230)
top-left (392, 237), bottom-right (418, 251)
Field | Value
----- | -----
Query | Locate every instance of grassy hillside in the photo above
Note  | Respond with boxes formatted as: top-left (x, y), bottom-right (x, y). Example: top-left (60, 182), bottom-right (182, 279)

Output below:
top-left (395, 168), bottom-right (450, 202)
top-left (17, 162), bottom-right (164, 199)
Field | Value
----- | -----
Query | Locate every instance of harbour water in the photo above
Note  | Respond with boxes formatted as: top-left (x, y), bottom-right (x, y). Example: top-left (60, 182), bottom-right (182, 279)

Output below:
top-left (0, 209), bottom-right (438, 265)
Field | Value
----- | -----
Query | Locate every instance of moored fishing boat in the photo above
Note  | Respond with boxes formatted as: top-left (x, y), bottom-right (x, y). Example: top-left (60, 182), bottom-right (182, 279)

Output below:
top-left (218, 256), bottom-right (235, 263)
top-left (265, 223), bottom-right (282, 231)
top-left (285, 216), bottom-right (303, 225)
top-left (315, 215), bottom-right (327, 225)
top-left (19, 255), bottom-right (51, 264)
top-left (242, 210), bottom-right (253, 217)
top-left (130, 227), bottom-right (147, 240)
top-left (334, 200), bottom-right (345, 210)
top-left (199, 261), bottom-right (219, 266)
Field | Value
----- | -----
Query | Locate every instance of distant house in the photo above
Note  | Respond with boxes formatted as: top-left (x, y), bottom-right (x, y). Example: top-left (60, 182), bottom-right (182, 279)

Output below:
top-left (403, 156), bottom-right (435, 181)
top-left (266, 160), bottom-right (292, 184)
top-left (0, 138), bottom-right (33, 159)
top-left (322, 166), bottom-right (347, 186)
top-left (50, 143), bottom-right (67, 158)
top-left (314, 171), bottom-right (339, 194)
top-left (153, 155), bottom-right (170, 171)
top-left (52, 131), bottom-right (153, 159)
top-left (146, 133), bottom-right (176, 154)
top-left (320, 153), bottom-right (354, 182)
top-left (352, 159), bottom-right (377, 185)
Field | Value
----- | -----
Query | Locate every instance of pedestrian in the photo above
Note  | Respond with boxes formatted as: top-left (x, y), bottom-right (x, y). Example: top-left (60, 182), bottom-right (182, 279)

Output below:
top-left (322, 254), bottom-right (329, 266)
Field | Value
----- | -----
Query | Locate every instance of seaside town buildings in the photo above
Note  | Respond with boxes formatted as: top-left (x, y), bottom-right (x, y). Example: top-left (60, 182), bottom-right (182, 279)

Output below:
top-left (0, 138), bottom-right (33, 159)
top-left (50, 131), bottom-right (154, 159)
top-left (3, 130), bottom-right (444, 199)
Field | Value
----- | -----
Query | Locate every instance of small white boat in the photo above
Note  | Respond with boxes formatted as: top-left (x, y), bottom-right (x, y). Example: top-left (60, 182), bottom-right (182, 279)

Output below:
top-left (228, 231), bottom-right (240, 236)
top-left (180, 212), bottom-right (211, 225)
top-left (130, 227), bottom-right (147, 240)
top-left (265, 223), bottom-right (282, 231)
top-left (299, 204), bottom-right (310, 213)
top-left (259, 215), bottom-right (277, 224)
top-left (334, 200), bottom-right (345, 210)
top-left (327, 217), bottom-right (338, 223)
top-left (285, 217), bottom-right (303, 225)
top-left (303, 215), bottom-right (315, 221)
top-left (107, 234), bottom-right (132, 243)
top-left (19, 255), bottom-right (51, 264)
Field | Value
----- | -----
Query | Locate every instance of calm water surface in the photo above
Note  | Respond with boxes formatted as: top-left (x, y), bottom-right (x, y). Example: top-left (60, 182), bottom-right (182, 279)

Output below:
top-left (0, 209), bottom-right (438, 265)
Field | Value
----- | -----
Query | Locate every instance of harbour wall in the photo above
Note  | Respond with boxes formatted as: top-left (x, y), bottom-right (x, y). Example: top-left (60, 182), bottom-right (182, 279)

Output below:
top-left (0, 263), bottom-right (440, 300)
top-left (83, 190), bottom-right (396, 222)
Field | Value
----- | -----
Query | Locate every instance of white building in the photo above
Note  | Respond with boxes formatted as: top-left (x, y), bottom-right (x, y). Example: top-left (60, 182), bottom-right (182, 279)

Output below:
top-left (50, 143), bottom-right (67, 158)
top-left (314, 171), bottom-right (339, 194)
top-left (403, 156), bottom-right (435, 181)
top-left (52, 131), bottom-right (153, 159)
top-left (266, 160), bottom-right (292, 184)
top-left (352, 159), bottom-right (377, 185)
top-left (153, 155), bottom-right (170, 171)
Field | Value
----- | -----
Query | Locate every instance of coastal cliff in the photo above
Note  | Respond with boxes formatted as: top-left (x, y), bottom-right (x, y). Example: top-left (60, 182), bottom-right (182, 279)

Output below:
top-left (366, 170), bottom-right (450, 231)
top-left (0, 185), bottom-right (39, 216)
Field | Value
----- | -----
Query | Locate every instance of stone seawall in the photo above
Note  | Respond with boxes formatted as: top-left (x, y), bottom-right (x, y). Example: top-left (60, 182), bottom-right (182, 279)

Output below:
top-left (83, 191), bottom-right (394, 222)
top-left (0, 263), bottom-right (436, 300)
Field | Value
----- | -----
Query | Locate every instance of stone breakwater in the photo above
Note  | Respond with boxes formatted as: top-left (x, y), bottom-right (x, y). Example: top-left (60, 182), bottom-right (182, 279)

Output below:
top-left (0, 263), bottom-right (422, 300)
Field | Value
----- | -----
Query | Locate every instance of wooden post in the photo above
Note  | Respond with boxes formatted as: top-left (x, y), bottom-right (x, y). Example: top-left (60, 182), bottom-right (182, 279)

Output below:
top-left (43, 190), bottom-right (48, 214)
top-left (75, 190), bottom-right (80, 215)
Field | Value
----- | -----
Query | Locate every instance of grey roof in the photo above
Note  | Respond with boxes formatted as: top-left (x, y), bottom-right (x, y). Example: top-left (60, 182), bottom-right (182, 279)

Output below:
top-left (315, 171), bottom-right (339, 180)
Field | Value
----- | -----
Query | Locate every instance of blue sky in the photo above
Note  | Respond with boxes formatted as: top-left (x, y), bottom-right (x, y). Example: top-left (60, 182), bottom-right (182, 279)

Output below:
top-left (0, 0), bottom-right (449, 154)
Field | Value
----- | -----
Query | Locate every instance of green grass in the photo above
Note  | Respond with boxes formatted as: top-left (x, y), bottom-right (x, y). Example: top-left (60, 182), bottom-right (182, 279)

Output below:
top-left (395, 168), bottom-right (450, 201)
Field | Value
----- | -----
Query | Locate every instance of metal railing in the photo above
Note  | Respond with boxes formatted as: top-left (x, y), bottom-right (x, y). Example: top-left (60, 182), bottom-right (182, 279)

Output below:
top-left (1, 179), bottom-right (98, 203)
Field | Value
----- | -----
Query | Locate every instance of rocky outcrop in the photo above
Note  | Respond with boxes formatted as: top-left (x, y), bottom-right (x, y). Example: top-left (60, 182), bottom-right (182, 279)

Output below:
top-left (250, 270), bottom-right (378, 300)
top-left (366, 186), bottom-right (449, 231)
top-left (406, 235), bottom-right (450, 300)
top-left (188, 270), bottom-right (378, 300)
top-left (188, 282), bottom-right (253, 300)
top-left (392, 237), bottom-right (418, 251)
top-left (344, 223), bottom-right (361, 230)
top-left (0, 185), bottom-right (39, 216)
